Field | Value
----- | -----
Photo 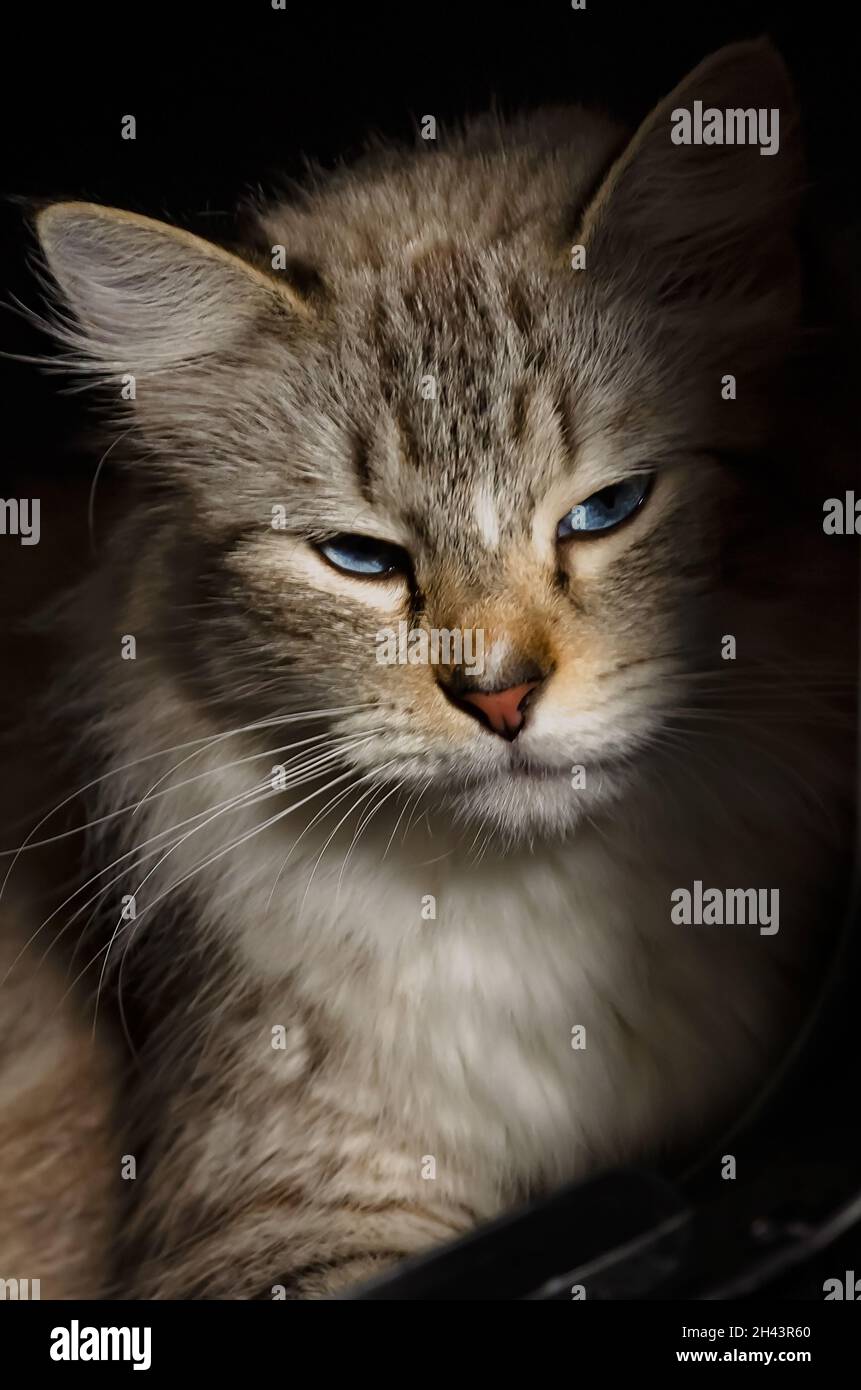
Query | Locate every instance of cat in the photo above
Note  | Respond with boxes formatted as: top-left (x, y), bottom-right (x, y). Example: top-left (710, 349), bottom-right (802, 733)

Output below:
top-left (3, 36), bottom-right (855, 1298)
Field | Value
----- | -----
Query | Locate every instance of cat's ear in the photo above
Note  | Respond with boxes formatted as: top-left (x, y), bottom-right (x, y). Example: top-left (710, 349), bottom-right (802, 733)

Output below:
top-left (35, 202), bottom-right (309, 375)
top-left (579, 39), bottom-right (802, 317)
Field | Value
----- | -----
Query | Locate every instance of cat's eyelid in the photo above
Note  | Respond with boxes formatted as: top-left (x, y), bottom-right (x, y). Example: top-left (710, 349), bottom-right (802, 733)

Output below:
top-left (315, 550), bottom-right (403, 581)
top-left (311, 529), bottom-right (404, 549)
top-left (566, 470), bottom-right (654, 512)
top-left (314, 533), bottom-right (412, 581)
top-left (556, 472), bottom-right (654, 541)
top-left (308, 517), bottom-right (411, 547)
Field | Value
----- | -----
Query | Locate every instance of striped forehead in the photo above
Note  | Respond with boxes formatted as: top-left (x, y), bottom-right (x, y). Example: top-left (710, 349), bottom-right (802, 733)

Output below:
top-left (357, 248), bottom-right (573, 551)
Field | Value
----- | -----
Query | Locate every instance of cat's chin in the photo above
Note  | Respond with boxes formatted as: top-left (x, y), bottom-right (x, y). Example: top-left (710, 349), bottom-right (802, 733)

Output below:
top-left (442, 760), bottom-right (633, 846)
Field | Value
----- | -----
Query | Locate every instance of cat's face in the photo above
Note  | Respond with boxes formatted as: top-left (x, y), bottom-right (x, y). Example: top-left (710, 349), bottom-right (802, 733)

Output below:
top-left (35, 39), bottom-right (801, 843)
top-left (208, 245), bottom-right (734, 842)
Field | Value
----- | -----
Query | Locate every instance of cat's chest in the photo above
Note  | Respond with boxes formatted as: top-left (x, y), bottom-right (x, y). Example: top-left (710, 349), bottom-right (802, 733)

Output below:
top-left (224, 817), bottom-right (793, 1188)
top-left (242, 832), bottom-right (686, 1175)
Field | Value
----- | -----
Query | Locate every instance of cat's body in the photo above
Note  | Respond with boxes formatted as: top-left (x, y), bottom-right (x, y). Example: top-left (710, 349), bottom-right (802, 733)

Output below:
top-left (2, 38), bottom-right (855, 1296)
top-left (0, 892), bottom-right (118, 1298)
top-left (90, 663), bottom-right (830, 1297)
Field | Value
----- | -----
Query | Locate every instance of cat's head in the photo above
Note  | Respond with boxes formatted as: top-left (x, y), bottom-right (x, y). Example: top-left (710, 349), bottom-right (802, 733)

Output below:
top-left (36, 40), bottom-right (805, 844)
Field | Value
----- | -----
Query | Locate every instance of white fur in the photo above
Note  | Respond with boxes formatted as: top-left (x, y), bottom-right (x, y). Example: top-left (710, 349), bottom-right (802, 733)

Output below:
top-left (103, 676), bottom-right (812, 1213)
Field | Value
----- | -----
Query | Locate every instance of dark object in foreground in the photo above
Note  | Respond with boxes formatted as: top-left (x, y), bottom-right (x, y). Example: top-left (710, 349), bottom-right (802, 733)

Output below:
top-left (348, 857), bottom-right (861, 1300)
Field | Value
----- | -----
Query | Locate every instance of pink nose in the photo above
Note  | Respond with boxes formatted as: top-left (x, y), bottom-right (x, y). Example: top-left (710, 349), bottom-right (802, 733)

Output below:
top-left (459, 682), bottom-right (540, 740)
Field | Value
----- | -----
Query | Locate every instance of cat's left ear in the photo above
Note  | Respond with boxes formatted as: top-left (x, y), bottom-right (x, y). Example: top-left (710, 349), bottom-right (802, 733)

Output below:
top-left (578, 39), bottom-right (803, 327)
top-left (34, 201), bottom-right (310, 377)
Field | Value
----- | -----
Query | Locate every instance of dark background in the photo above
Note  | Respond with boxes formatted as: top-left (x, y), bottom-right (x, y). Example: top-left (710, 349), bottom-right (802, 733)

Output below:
top-left (0, 0), bottom-right (856, 477)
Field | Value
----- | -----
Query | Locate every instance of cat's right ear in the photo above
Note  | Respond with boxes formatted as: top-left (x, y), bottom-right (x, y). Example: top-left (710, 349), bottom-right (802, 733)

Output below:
top-left (34, 201), bottom-right (310, 377)
top-left (577, 39), bottom-right (803, 338)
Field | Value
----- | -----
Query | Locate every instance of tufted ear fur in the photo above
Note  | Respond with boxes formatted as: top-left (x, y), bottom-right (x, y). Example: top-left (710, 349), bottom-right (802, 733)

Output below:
top-left (35, 201), bottom-right (311, 378)
top-left (578, 39), bottom-right (803, 338)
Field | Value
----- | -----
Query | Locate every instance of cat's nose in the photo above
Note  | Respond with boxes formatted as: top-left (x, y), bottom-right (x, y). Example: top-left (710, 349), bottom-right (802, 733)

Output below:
top-left (456, 681), bottom-right (541, 740)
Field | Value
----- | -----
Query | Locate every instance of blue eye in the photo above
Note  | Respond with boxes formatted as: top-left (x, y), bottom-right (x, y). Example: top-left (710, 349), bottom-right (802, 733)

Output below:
top-left (316, 533), bottom-right (408, 577)
top-left (557, 475), bottom-right (653, 538)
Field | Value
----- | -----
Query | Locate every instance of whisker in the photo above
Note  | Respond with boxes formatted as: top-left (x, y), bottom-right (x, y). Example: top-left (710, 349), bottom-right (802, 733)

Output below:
top-left (71, 757), bottom-right (381, 1026)
top-left (91, 740), bottom-right (380, 1031)
top-left (130, 707), bottom-right (377, 813)
top-left (265, 776), bottom-right (372, 910)
top-left (383, 778), bottom-right (430, 860)
top-left (0, 703), bottom-right (379, 857)
top-left (4, 775), bottom-right (277, 993)
top-left (298, 763), bottom-right (399, 923)
top-left (337, 779), bottom-right (406, 898)
top-left (12, 736), bottom-right (380, 992)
